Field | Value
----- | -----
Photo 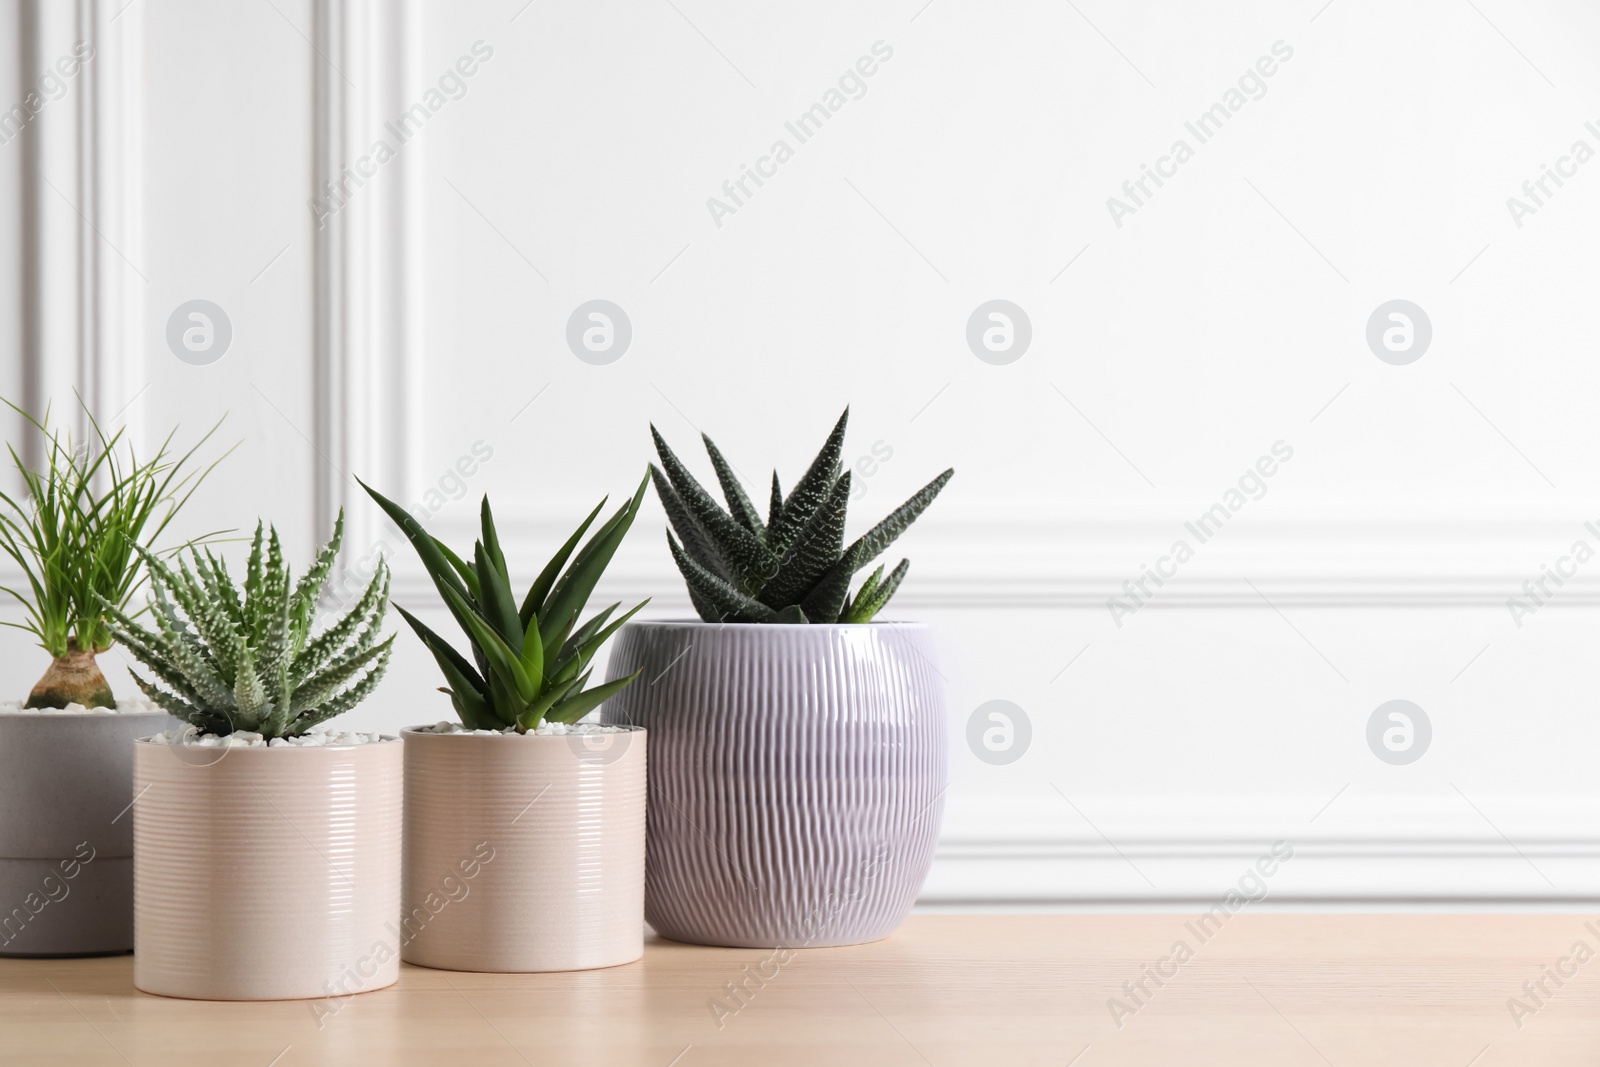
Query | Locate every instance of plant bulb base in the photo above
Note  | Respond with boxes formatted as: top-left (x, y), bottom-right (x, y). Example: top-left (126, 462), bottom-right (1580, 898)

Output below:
top-left (25, 648), bottom-right (114, 710)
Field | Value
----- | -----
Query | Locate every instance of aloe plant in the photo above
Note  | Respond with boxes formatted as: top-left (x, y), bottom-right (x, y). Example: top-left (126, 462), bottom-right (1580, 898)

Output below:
top-left (0, 401), bottom-right (228, 708)
top-left (361, 475), bottom-right (650, 733)
top-left (650, 409), bottom-right (952, 624)
top-left (103, 512), bottom-right (393, 738)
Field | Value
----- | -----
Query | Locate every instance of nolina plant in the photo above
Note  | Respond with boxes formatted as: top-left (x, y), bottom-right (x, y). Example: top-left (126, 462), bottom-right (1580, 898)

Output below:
top-left (0, 402), bottom-right (227, 708)
top-left (362, 476), bottom-right (650, 733)
top-left (104, 513), bottom-right (393, 738)
top-left (650, 409), bottom-right (953, 624)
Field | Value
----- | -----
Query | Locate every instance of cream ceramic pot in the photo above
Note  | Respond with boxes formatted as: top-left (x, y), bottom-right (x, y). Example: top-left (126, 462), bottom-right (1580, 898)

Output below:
top-left (132, 737), bottom-right (402, 1000)
top-left (399, 726), bottom-right (646, 972)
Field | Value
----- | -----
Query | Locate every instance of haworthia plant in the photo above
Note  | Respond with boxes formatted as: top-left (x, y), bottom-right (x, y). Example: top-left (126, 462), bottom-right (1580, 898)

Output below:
top-left (651, 409), bottom-right (953, 624)
top-left (104, 510), bottom-right (393, 738)
top-left (361, 474), bottom-right (650, 733)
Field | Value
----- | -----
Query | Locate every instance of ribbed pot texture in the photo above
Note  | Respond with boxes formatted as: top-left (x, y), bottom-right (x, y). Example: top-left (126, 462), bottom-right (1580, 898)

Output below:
top-left (133, 739), bottom-right (401, 1000)
top-left (399, 726), bottom-right (646, 972)
top-left (0, 711), bottom-right (171, 957)
top-left (601, 621), bottom-right (947, 948)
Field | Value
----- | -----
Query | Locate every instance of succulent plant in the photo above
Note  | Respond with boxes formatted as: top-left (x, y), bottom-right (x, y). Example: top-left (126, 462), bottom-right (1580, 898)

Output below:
top-left (104, 512), bottom-right (393, 738)
top-left (650, 409), bottom-right (953, 624)
top-left (0, 400), bottom-right (229, 708)
top-left (361, 475), bottom-right (650, 733)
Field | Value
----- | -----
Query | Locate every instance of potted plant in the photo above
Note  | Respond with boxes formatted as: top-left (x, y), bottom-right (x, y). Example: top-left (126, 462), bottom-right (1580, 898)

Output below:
top-left (362, 475), bottom-right (650, 972)
top-left (0, 403), bottom-right (225, 957)
top-left (601, 410), bottom-right (953, 947)
top-left (107, 514), bottom-right (398, 1000)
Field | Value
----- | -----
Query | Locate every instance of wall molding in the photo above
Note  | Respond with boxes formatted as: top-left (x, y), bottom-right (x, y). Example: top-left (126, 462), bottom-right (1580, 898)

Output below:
top-left (404, 500), bottom-right (1600, 610)
top-left (927, 795), bottom-right (1600, 904)
top-left (313, 0), bottom-right (423, 560)
top-left (12, 0), bottom-right (142, 440)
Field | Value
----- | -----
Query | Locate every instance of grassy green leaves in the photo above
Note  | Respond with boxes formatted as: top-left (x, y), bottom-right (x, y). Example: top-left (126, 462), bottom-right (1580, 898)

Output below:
top-left (0, 400), bottom-right (230, 707)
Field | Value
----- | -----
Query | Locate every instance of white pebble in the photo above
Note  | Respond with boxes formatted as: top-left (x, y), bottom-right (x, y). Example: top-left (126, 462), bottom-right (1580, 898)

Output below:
top-left (0, 694), bottom-right (160, 716)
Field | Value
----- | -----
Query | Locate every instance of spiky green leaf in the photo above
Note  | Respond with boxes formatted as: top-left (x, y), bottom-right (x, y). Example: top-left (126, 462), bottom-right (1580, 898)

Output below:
top-left (666, 533), bottom-right (777, 623)
top-left (702, 434), bottom-right (763, 537)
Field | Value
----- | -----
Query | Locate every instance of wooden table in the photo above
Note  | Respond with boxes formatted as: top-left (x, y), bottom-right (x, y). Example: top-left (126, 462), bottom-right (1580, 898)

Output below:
top-left (2, 914), bottom-right (1595, 1065)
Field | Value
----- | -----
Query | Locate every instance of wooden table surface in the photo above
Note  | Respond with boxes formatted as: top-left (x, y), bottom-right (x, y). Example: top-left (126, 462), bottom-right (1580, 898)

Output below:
top-left (2, 913), bottom-right (1596, 1065)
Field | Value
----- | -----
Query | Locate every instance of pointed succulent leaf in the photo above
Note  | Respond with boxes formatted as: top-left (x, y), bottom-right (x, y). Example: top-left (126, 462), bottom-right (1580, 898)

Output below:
top-left (540, 472), bottom-right (648, 637)
top-left (798, 560), bottom-right (853, 624)
top-left (290, 509), bottom-right (343, 633)
top-left (144, 582), bottom-right (234, 706)
top-left (844, 558), bottom-right (909, 623)
top-left (394, 603), bottom-right (486, 700)
top-left (291, 565), bottom-right (388, 684)
top-left (479, 496), bottom-right (508, 582)
top-left (432, 537), bottom-right (480, 600)
top-left (666, 533), bottom-right (777, 623)
top-left (849, 564), bottom-right (885, 616)
top-left (839, 468), bottom-right (954, 573)
top-left (105, 610), bottom-right (210, 709)
top-left (561, 599), bottom-right (648, 671)
top-left (519, 497), bottom-right (606, 628)
top-left (519, 611), bottom-right (543, 687)
top-left (256, 568), bottom-right (293, 679)
top-left (285, 643), bottom-right (392, 735)
top-left (233, 645), bottom-right (268, 730)
top-left (253, 527), bottom-right (287, 647)
top-left (243, 521), bottom-right (264, 631)
top-left (544, 669), bottom-right (641, 724)
top-left (773, 604), bottom-right (808, 623)
top-left (439, 580), bottom-right (535, 702)
top-left (701, 434), bottom-right (764, 537)
top-left (514, 666), bottom-right (591, 730)
top-left (558, 602), bottom-right (617, 665)
top-left (292, 636), bottom-right (393, 714)
top-left (768, 471), bottom-right (783, 530)
top-left (199, 550), bottom-right (246, 630)
top-left (168, 552), bottom-right (241, 679)
top-left (651, 428), bottom-right (777, 587)
top-left (263, 660), bottom-right (293, 737)
top-left (359, 479), bottom-right (471, 602)
top-left (474, 540), bottom-right (523, 655)
top-left (650, 465), bottom-right (729, 581)
top-left (128, 670), bottom-right (227, 735)
top-left (541, 607), bottom-right (578, 672)
top-left (758, 471), bottom-right (851, 608)
top-left (765, 408), bottom-right (848, 555)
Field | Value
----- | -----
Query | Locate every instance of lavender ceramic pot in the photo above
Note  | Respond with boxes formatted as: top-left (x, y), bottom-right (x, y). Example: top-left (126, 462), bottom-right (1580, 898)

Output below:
top-left (601, 621), bottom-right (946, 948)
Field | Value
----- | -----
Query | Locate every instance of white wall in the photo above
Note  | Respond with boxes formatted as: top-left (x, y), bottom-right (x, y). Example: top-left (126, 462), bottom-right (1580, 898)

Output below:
top-left (4, 0), bottom-right (1600, 905)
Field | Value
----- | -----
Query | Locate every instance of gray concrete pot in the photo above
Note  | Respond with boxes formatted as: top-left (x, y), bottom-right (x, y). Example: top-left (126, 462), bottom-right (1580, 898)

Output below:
top-left (0, 710), bottom-right (170, 956)
top-left (601, 621), bottom-right (947, 948)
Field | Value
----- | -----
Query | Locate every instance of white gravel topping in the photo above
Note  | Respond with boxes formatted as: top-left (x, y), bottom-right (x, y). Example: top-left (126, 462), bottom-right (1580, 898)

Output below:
top-left (147, 728), bottom-right (393, 747)
top-left (416, 720), bottom-right (626, 736)
top-left (0, 694), bottom-right (159, 715)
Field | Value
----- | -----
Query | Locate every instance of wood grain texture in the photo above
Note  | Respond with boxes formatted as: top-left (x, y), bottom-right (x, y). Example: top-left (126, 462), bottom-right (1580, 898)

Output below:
top-left (1, 913), bottom-right (1594, 1064)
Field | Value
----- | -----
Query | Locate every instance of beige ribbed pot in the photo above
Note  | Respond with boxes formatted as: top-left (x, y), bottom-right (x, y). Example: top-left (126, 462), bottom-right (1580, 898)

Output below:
top-left (399, 726), bottom-right (645, 972)
top-left (132, 738), bottom-right (402, 1000)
